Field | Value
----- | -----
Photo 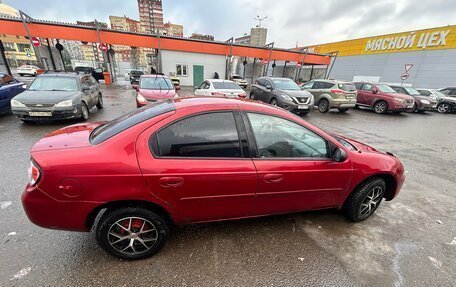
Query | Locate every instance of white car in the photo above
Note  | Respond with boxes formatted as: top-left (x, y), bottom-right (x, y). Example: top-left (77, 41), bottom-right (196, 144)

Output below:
top-left (17, 65), bottom-right (40, 77)
top-left (231, 75), bottom-right (248, 88)
top-left (194, 79), bottom-right (246, 98)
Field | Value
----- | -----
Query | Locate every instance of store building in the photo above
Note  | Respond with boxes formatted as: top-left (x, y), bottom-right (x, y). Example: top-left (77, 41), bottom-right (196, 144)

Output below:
top-left (302, 25), bottom-right (456, 88)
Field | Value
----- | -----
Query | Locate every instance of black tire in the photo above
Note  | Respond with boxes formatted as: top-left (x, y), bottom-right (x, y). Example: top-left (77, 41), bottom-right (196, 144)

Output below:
top-left (343, 178), bottom-right (386, 222)
top-left (298, 110), bottom-right (310, 116)
top-left (96, 207), bottom-right (169, 260)
top-left (80, 102), bottom-right (89, 121)
top-left (373, 101), bottom-right (388, 114)
top-left (437, 103), bottom-right (450, 114)
top-left (353, 104), bottom-right (359, 109)
top-left (96, 94), bottom-right (104, 109)
top-left (338, 108), bottom-right (349, 113)
top-left (318, 99), bottom-right (329, 113)
top-left (270, 98), bottom-right (278, 106)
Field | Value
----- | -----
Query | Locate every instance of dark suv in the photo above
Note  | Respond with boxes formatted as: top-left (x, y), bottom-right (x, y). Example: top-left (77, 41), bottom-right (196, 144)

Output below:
top-left (250, 77), bottom-right (314, 115)
top-left (389, 85), bottom-right (437, 112)
top-left (436, 87), bottom-right (456, 113)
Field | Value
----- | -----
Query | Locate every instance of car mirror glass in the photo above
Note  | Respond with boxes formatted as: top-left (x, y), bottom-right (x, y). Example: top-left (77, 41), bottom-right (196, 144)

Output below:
top-left (265, 85), bottom-right (272, 90)
top-left (333, 147), bottom-right (347, 162)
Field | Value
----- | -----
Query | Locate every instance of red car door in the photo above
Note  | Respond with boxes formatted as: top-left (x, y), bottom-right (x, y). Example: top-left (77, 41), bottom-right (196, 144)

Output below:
top-left (136, 108), bottom-right (257, 223)
top-left (244, 112), bottom-right (353, 215)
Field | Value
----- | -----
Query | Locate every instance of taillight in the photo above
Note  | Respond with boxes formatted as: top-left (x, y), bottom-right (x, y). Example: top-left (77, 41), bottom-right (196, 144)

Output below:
top-left (136, 93), bottom-right (147, 104)
top-left (238, 93), bottom-right (247, 98)
top-left (331, 89), bottom-right (346, 95)
top-left (28, 160), bottom-right (41, 186)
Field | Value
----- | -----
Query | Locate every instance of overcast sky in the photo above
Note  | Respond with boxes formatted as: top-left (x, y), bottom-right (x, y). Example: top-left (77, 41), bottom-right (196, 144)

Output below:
top-left (4, 0), bottom-right (456, 48)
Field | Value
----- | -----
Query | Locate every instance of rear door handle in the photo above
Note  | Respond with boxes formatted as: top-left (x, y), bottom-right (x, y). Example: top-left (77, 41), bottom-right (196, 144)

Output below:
top-left (263, 173), bottom-right (283, 183)
top-left (159, 177), bottom-right (184, 188)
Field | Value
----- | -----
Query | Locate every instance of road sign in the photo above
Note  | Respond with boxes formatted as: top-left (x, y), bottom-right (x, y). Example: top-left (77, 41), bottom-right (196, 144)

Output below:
top-left (31, 37), bottom-right (40, 47)
top-left (296, 62), bottom-right (302, 68)
top-left (98, 43), bottom-right (108, 52)
top-left (26, 53), bottom-right (31, 58)
top-left (404, 64), bottom-right (413, 73)
top-left (262, 59), bottom-right (268, 65)
top-left (400, 73), bottom-right (409, 80)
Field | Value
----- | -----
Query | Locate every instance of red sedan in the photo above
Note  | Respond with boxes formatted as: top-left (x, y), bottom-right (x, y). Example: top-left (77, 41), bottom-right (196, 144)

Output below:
top-left (22, 97), bottom-right (405, 260)
top-left (133, 75), bottom-right (176, 108)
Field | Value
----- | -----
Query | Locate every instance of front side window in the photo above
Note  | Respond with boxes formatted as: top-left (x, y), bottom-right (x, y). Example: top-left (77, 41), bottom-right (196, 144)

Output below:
top-left (155, 112), bottom-right (241, 158)
top-left (418, 90), bottom-right (431, 96)
top-left (302, 81), bottom-right (314, 89)
top-left (29, 77), bottom-right (78, 91)
top-left (361, 83), bottom-right (373, 91)
top-left (176, 64), bottom-right (188, 76)
top-left (247, 113), bottom-right (328, 158)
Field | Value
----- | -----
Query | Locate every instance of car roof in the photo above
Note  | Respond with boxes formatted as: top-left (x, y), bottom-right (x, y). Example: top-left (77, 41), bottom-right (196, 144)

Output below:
top-left (173, 96), bottom-right (281, 112)
top-left (38, 73), bottom-right (81, 78)
top-left (141, 74), bottom-right (170, 79)
top-left (206, 79), bottom-right (236, 82)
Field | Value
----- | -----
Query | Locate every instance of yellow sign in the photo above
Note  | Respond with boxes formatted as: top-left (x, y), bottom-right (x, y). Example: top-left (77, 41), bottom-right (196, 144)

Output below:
top-left (306, 25), bottom-right (456, 56)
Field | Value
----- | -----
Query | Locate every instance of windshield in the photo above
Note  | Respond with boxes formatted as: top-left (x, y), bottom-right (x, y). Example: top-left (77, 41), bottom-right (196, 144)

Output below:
top-left (131, 71), bottom-right (144, 75)
top-left (74, 67), bottom-right (91, 72)
top-left (28, 77), bottom-right (78, 91)
top-left (90, 100), bottom-right (175, 145)
top-left (403, 87), bottom-right (420, 95)
top-left (213, 81), bottom-right (242, 90)
top-left (272, 79), bottom-right (301, 90)
top-left (377, 84), bottom-right (396, 93)
top-left (232, 75), bottom-right (242, 79)
top-left (431, 90), bottom-right (446, 98)
top-left (140, 77), bottom-right (173, 90)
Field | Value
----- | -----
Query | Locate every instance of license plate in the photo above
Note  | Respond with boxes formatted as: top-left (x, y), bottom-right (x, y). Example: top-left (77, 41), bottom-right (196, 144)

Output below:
top-left (29, 111), bottom-right (52, 117)
top-left (406, 105), bottom-right (413, 108)
top-left (298, 105), bottom-right (308, 109)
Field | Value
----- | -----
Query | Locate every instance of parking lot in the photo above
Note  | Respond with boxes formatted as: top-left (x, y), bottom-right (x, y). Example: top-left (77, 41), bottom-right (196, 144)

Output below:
top-left (0, 81), bottom-right (455, 286)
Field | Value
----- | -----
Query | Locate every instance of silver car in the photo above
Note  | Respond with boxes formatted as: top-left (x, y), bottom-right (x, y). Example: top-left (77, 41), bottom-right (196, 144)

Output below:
top-left (11, 73), bottom-right (103, 122)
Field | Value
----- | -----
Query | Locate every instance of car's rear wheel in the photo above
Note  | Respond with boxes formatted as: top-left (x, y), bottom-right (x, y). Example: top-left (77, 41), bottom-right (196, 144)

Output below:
top-left (343, 178), bottom-right (385, 222)
top-left (373, 101), bottom-right (388, 114)
top-left (270, 98), bottom-right (278, 106)
top-left (338, 108), bottom-right (349, 113)
top-left (318, 99), bottom-right (329, 113)
top-left (437, 103), bottom-right (450, 113)
top-left (96, 207), bottom-right (169, 260)
top-left (353, 104), bottom-right (359, 109)
top-left (80, 102), bottom-right (89, 121)
top-left (96, 94), bottom-right (104, 109)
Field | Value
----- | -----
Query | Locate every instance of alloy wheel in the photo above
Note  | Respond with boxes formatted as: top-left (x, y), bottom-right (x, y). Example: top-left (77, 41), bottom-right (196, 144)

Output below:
top-left (359, 186), bottom-right (383, 218)
top-left (81, 104), bottom-right (89, 120)
top-left (374, 102), bottom-right (386, 114)
top-left (271, 99), bottom-right (278, 106)
top-left (107, 217), bottom-right (158, 256)
top-left (437, 103), bottom-right (449, 113)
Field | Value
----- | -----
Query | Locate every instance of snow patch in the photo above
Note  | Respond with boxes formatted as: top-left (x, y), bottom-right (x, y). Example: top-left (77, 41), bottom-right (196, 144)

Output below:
top-left (10, 267), bottom-right (31, 281)
top-left (0, 201), bottom-right (12, 209)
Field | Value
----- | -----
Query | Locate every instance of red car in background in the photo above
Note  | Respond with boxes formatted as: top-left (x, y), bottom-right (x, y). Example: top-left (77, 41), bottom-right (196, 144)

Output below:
top-left (133, 75), bottom-right (176, 107)
top-left (22, 97), bottom-right (405, 260)
top-left (354, 82), bottom-right (415, 114)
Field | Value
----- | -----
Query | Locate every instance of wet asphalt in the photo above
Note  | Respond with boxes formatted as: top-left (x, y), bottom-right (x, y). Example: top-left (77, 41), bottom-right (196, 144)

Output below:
top-left (0, 80), bottom-right (455, 286)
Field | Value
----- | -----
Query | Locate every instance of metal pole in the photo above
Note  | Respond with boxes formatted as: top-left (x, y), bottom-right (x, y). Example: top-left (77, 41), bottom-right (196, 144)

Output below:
top-left (56, 39), bottom-right (66, 72)
top-left (94, 19), bottom-right (113, 80)
top-left (252, 58), bottom-right (256, 83)
top-left (19, 10), bottom-right (43, 67)
top-left (282, 61), bottom-right (287, 77)
top-left (325, 51), bottom-right (338, 79)
top-left (264, 42), bottom-right (274, 76)
top-left (309, 65), bottom-right (314, 80)
top-left (45, 38), bottom-right (56, 70)
top-left (297, 48), bottom-right (308, 81)
top-left (0, 40), bottom-right (12, 75)
top-left (157, 33), bottom-right (161, 73)
top-left (225, 37), bottom-right (233, 79)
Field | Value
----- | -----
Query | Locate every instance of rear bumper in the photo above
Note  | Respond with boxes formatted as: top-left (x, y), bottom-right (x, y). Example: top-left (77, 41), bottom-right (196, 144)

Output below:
top-left (21, 184), bottom-right (98, 231)
top-left (331, 99), bottom-right (357, 108)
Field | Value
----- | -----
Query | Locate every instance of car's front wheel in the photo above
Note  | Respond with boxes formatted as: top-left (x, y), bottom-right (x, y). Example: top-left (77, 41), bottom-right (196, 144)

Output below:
top-left (270, 98), bottom-right (278, 106)
top-left (96, 207), bottom-right (169, 260)
top-left (338, 108), bottom-right (349, 113)
top-left (80, 102), bottom-right (89, 121)
top-left (437, 103), bottom-right (450, 113)
top-left (343, 177), bottom-right (386, 222)
top-left (318, 99), bottom-right (329, 113)
top-left (373, 101), bottom-right (388, 114)
top-left (96, 94), bottom-right (104, 109)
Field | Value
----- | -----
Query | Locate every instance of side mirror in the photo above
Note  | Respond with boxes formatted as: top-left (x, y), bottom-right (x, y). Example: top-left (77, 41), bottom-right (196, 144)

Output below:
top-left (372, 88), bottom-right (379, 94)
top-left (333, 147), bottom-right (347, 162)
top-left (265, 84), bottom-right (273, 90)
top-left (132, 84), bottom-right (139, 91)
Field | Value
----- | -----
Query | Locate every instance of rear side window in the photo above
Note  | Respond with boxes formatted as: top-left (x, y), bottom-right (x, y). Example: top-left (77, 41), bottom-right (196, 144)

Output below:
top-left (212, 81), bottom-right (241, 90)
top-left (418, 90), bottom-right (431, 96)
top-left (361, 83), bottom-right (373, 91)
top-left (323, 82), bottom-right (335, 89)
top-left (90, 100), bottom-right (175, 145)
top-left (154, 112), bottom-right (241, 158)
top-left (338, 83), bottom-right (356, 92)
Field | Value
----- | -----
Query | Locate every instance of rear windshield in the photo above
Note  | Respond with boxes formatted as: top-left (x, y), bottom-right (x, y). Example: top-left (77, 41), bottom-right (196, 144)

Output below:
top-left (213, 81), bottom-right (241, 90)
top-left (90, 100), bottom-right (175, 145)
top-left (377, 84), bottom-right (396, 93)
top-left (140, 77), bottom-right (174, 90)
top-left (338, 83), bottom-right (356, 92)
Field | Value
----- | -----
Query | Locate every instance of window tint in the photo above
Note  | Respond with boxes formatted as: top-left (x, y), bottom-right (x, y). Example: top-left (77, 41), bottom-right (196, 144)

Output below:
top-left (361, 83), bottom-right (373, 91)
top-left (323, 82), bottom-right (335, 89)
top-left (91, 100), bottom-right (175, 145)
top-left (156, 112), bottom-right (241, 158)
top-left (212, 81), bottom-right (241, 90)
top-left (302, 81), bottom-right (313, 89)
top-left (247, 113), bottom-right (328, 158)
top-left (140, 77), bottom-right (173, 90)
top-left (450, 89), bottom-right (456, 95)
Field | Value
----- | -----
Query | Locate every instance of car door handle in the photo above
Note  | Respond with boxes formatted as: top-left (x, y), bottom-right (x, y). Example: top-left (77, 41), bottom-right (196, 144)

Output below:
top-left (159, 177), bottom-right (184, 188)
top-left (263, 173), bottom-right (283, 183)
